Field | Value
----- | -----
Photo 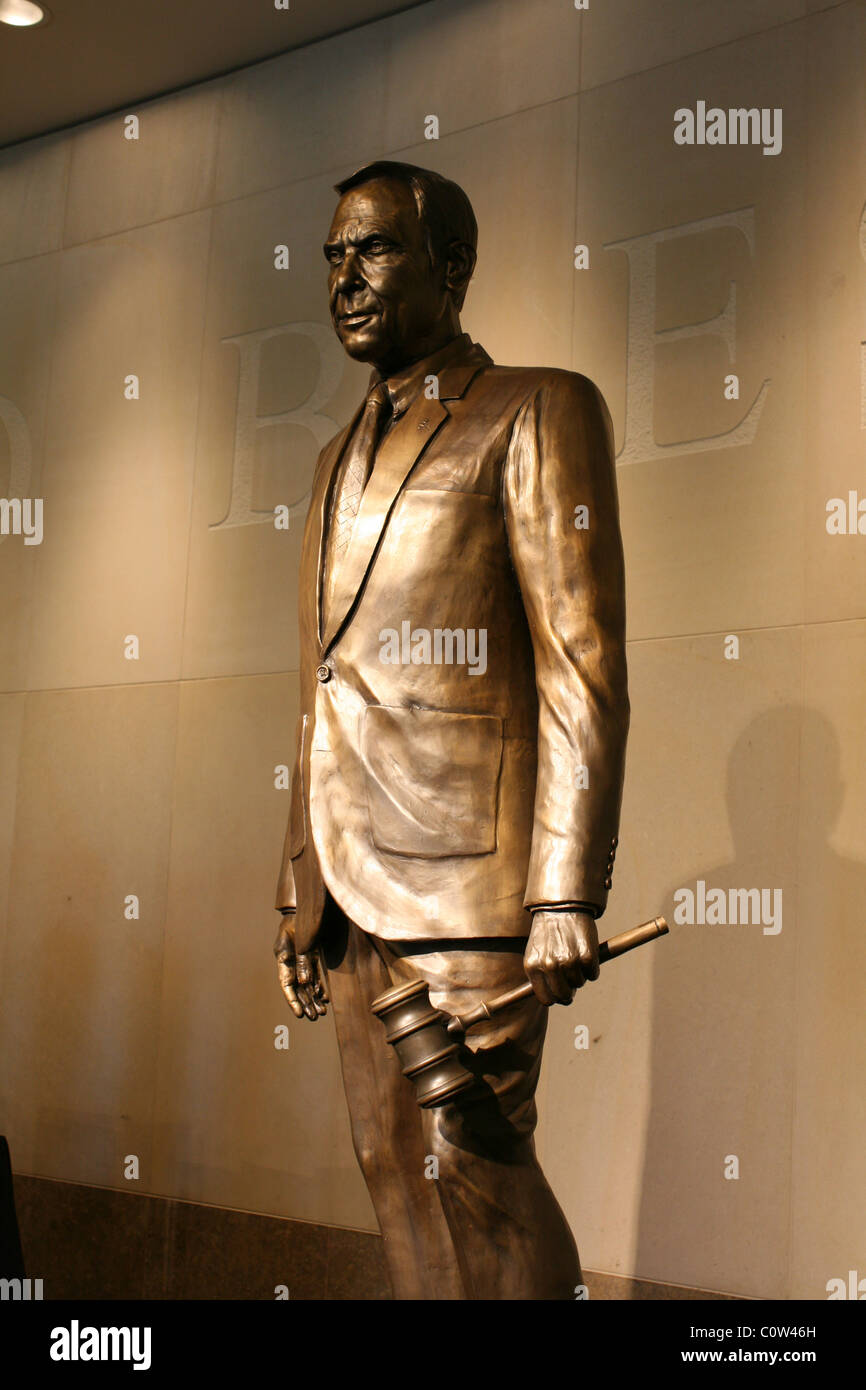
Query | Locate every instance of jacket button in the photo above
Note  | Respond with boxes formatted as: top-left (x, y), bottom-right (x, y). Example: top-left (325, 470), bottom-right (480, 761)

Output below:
top-left (611, 836), bottom-right (618, 848)
top-left (315, 663), bottom-right (331, 684)
top-left (604, 876), bottom-right (613, 890)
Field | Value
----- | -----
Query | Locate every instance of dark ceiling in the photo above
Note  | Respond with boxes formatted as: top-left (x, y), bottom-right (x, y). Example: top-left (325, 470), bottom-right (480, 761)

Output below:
top-left (0, 0), bottom-right (425, 148)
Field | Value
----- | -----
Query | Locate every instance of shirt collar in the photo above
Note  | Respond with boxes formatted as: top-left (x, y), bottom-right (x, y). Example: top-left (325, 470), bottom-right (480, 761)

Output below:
top-left (369, 333), bottom-right (472, 419)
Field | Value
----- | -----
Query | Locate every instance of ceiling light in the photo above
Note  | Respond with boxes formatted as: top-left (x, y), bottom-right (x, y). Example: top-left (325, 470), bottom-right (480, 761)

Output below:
top-left (0, 1), bottom-right (48, 26)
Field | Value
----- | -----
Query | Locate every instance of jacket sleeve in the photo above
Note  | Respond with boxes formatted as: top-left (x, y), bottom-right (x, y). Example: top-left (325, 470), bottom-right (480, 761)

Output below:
top-left (502, 371), bottom-right (629, 918)
top-left (274, 833), bottom-right (298, 914)
top-left (274, 711), bottom-right (309, 915)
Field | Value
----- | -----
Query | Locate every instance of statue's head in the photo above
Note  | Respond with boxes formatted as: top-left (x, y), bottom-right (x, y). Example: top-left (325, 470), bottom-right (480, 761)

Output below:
top-left (324, 160), bottom-right (477, 375)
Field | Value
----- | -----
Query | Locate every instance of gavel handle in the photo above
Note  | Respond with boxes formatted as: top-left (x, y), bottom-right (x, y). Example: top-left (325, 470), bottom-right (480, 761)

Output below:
top-left (446, 916), bottom-right (669, 1036)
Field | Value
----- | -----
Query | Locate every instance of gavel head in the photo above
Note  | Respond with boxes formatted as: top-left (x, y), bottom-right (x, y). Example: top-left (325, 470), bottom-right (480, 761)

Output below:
top-left (370, 979), bottom-right (476, 1109)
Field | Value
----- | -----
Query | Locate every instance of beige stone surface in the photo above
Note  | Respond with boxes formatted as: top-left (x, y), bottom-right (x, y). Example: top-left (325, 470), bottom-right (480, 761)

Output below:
top-left (539, 627), bottom-right (802, 1297)
top-left (791, 620), bottom-right (866, 1299)
top-left (63, 85), bottom-right (221, 246)
top-left (801, 1), bottom-right (866, 624)
top-left (383, 0), bottom-right (581, 145)
top-left (581, 0), bottom-right (816, 91)
top-left (0, 683), bottom-right (179, 1186)
top-left (0, 253), bottom-right (60, 692)
top-left (573, 22), bottom-right (809, 641)
top-left (0, 693), bottom-right (25, 998)
top-left (25, 212), bottom-right (210, 692)
top-left (0, 132), bottom-right (68, 267)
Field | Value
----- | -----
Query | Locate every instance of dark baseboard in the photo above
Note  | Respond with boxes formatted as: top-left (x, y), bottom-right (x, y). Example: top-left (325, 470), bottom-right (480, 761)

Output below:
top-left (9, 1173), bottom-right (739, 1301)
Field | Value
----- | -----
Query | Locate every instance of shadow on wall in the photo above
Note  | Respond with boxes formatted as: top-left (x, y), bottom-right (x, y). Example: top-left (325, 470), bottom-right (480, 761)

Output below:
top-left (635, 707), bottom-right (866, 1299)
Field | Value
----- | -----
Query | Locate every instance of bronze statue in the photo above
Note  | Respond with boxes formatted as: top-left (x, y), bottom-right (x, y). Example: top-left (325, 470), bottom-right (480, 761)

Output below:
top-left (273, 161), bottom-right (630, 1300)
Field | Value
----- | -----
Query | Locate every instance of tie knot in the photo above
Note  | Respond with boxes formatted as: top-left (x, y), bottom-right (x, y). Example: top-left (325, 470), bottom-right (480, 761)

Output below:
top-left (366, 382), bottom-right (391, 417)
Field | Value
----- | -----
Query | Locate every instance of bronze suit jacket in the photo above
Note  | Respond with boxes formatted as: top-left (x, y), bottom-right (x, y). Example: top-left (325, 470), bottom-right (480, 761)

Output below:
top-left (276, 336), bottom-right (629, 953)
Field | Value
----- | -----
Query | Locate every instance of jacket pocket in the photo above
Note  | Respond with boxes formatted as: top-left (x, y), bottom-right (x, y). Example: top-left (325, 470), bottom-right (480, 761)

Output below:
top-left (287, 714), bottom-right (307, 858)
top-left (362, 705), bottom-right (502, 857)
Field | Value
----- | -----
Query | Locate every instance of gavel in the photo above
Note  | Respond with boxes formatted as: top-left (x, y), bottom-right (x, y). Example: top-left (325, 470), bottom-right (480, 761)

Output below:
top-left (371, 916), bottom-right (668, 1109)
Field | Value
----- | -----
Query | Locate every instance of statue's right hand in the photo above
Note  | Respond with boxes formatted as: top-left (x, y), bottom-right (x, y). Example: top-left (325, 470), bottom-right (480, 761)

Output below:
top-left (273, 914), bottom-right (329, 1021)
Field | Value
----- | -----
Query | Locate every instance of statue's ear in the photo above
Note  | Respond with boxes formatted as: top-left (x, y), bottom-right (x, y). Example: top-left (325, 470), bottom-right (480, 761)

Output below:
top-left (445, 241), bottom-right (477, 309)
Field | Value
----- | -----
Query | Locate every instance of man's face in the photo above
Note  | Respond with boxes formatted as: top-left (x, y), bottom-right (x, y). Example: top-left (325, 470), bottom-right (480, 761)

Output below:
top-left (324, 179), bottom-right (450, 374)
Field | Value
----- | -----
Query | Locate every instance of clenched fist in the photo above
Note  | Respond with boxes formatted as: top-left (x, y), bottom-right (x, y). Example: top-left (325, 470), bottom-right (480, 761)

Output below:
top-left (524, 910), bottom-right (599, 1006)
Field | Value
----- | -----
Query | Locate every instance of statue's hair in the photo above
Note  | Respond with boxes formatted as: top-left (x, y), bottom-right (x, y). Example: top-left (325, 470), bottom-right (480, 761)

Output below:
top-left (334, 160), bottom-right (477, 308)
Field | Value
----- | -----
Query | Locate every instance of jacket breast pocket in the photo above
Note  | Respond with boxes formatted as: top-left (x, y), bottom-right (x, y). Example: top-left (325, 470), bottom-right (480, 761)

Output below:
top-left (361, 705), bottom-right (502, 858)
top-left (287, 714), bottom-right (307, 858)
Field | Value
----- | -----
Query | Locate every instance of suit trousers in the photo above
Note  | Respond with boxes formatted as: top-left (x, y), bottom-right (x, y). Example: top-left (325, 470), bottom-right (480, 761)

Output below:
top-left (320, 894), bottom-right (581, 1300)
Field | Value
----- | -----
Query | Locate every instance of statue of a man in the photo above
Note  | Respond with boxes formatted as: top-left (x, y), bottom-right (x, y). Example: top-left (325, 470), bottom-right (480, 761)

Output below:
top-left (273, 160), bottom-right (629, 1300)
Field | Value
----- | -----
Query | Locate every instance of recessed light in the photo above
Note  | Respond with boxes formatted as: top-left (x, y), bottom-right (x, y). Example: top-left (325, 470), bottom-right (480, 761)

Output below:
top-left (0, 1), bottom-right (48, 27)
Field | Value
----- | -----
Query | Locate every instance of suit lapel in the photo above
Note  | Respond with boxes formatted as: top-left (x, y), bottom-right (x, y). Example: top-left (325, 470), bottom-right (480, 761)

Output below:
top-left (321, 389), bottom-right (448, 652)
top-left (320, 341), bottom-right (493, 654)
top-left (309, 403), bottom-right (364, 645)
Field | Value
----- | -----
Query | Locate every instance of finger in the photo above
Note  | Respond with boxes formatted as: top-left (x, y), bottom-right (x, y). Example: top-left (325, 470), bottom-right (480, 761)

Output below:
top-left (277, 970), bottom-right (304, 1019)
top-left (564, 956), bottom-right (589, 991)
top-left (273, 924), bottom-right (293, 960)
top-left (524, 959), bottom-right (557, 1007)
top-left (532, 937), bottom-right (582, 998)
top-left (276, 955), bottom-right (296, 991)
top-left (314, 957), bottom-right (330, 1004)
top-left (298, 955), bottom-right (327, 1016)
top-left (547, 963), bottom-right (579, 1003)
top-left (295, 982), bottom-right (321, 1021)
top-left (285, 988), bottom-right (306, 1019)
top-left (578, 946), bottom-right (599, 984)
top-left (304, 978), bottom-right (327, 1017)
top-left (276, 957), bottom-right (308, 1020)
top-left (575, 918), bottom-right (600, 982)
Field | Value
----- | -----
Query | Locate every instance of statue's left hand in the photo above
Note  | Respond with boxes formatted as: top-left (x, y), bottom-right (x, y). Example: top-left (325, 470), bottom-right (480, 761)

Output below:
top-left (274, 914), bottom-right (329, 1021)
top-left (524, 910), bottom-right (599, 1006)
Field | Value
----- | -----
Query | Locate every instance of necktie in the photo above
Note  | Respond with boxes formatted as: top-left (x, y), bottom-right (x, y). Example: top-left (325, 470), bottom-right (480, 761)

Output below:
top-left (322, 382), bottom-right (391, 620)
